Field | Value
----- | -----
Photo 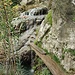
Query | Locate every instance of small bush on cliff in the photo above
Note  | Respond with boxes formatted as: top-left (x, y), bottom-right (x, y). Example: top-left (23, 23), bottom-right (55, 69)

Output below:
top-left (41, 67), bottom-right (52, 75)
top-left (34, 40), bottom-right (42, 48)
top-left (45, 10), bottom-right (52, 25)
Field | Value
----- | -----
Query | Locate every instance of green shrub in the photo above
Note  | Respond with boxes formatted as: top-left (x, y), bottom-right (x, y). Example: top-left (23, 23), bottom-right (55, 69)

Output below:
top-left (51, 53), bottom-right (60, 63)
top-left (33, 57), bottom-right (52, 75)
top-left (36, 28), bottom-right (39, 36)
top-left (34, 40), bottom-right (42, 48)
top-left (43, 48), bottom-right (50, 54)
top-left (63, 48), bottom-right (75, 56)
top-left (41, 67), bottom-right (52, 75)
top-left (45, 10), bottom-right (52, 25)
top-left (52, 54), bottom-right (60, 63)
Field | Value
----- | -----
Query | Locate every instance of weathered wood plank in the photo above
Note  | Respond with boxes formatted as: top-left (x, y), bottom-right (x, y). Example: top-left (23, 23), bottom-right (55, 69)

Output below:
top-left (29, 43), bottom-right (68, 75)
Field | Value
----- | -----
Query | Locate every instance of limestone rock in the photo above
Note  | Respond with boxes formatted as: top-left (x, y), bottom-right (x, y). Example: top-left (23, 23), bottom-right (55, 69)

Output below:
top-left (37, 20), bottom-right (51, 41)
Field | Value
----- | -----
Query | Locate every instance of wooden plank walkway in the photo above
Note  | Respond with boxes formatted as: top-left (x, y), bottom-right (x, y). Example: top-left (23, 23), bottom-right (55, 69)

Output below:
top-left (29, 43), bottom-right (68, 75)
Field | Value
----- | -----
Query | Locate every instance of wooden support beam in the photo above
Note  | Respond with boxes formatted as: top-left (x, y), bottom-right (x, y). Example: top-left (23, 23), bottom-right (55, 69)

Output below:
top-left (29, 43), bottom-right (68, 75)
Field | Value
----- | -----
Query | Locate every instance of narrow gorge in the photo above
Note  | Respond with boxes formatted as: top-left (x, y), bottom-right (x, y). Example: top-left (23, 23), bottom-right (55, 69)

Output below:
top-left (0, 0), bottom-right (75, 75)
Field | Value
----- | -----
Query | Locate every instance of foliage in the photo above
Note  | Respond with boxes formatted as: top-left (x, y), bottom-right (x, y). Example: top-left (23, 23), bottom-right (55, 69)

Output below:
top-left (12, 4), bottom-right (21, 17)
top-left (0, 59), bottom-right (26, 75)
top-left (33, 57), bottom-right (52, 75)
top-left (61, 48), bottom-right (75, 60)
top-left (63, 48), bottom-right (75, 56)
top-left (0, 64), bottom-right (15, 75)
top-left (16, 58), bottom-right (26, 75)
top-left (35, 67), bottom-right (52, 75)
top-left (45, 10), bottom-right (52, 25)
top-left (43, 48), bottom-right (50, 54)
top-left (34, 40), bottom-right (38, 45)
top-left (34, 40), bottom-right (42, 48)
top-left (35, 28), bottom-right (39, 36)
top-left (33, 57), bottom-right (43, 70)
top-left (0, 0), bottom-right (21, 75)
top-left (52, 54), bottom-right (60, 63)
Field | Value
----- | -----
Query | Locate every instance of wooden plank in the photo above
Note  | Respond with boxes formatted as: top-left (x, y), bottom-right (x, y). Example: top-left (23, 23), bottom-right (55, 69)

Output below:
top-left (29, 43), bottom-right (68, 75)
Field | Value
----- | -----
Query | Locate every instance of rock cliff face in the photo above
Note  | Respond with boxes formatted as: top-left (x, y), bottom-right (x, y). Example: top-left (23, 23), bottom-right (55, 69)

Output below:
top-left (37, 0), bottom-right (75, 72)
top-left (11, 0), bottom-right (75, 73)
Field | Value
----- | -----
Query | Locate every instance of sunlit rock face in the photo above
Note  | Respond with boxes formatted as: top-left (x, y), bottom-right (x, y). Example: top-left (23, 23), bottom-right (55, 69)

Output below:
top-left (37, 0), bottom-right (75, 72)
top-left (52, 0), bottom-right (75, 49)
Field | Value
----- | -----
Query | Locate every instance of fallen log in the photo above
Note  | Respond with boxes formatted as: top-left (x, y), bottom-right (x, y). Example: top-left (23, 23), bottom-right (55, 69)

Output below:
top-left (29, 43), bottom-right (68, 75)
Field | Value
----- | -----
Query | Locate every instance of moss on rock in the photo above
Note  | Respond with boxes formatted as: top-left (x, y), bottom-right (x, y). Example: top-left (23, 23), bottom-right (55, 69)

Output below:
top-left (45, 10), bottom-right (52, 25)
